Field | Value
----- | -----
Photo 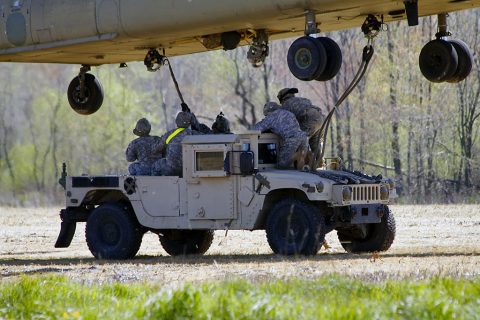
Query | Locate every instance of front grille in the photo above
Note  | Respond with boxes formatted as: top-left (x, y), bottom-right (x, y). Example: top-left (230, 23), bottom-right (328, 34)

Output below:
top-left (350, 185), bottom-right (380, 203)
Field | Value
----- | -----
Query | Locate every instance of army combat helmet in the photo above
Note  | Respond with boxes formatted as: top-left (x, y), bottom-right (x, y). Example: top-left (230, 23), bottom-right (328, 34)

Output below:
top-left (277, 87), bottom-right (298, 104)
top-left (263, 102), bottom-right (280, 116)
top-left (133, 118), bottom-right (151, 137)
top-left (176, 111), bottom-right (192, 128)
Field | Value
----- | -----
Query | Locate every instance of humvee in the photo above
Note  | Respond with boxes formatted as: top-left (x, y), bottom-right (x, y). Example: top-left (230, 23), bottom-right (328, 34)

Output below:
top-left (55, 131), bottom-right (396, 259)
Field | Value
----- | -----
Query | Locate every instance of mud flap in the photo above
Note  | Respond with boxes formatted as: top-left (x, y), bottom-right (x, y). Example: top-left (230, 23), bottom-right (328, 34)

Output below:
top-left (54, 220), bottom-right (76, 248)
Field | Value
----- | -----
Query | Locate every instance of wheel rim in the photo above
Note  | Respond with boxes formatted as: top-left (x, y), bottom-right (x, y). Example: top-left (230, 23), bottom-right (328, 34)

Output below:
top-left (100, 222), bottom-right (120, 245)
top-left (294, 48), bottom-right (313, 70)
top-left (72, 85), bottom-right (91, 104)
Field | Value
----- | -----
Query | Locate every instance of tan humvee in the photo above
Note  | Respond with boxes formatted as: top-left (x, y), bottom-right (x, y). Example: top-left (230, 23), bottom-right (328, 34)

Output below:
top-left (56, 132), bottom-right (397, 259)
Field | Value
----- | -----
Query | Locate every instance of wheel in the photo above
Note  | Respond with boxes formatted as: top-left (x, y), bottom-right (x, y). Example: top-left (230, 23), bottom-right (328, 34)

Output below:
top-left (67, 73), bottom-right (104, 115)
top-left (419, 39), bottom-right (458, 83)
top-left (315, 37), bottom-right (342, 81)
top-left (447, 39), bottom-right (473, 83)
top-left (337, 205), bottom-right (396, 253)
top-left (266, 199), bottom-right (325, 255)
top-left (159, 230), bottom-right (214, 256)
top-left (85, 203), bottom-right (143, 259)
top-left (287, 36), bottom-right (327, 81)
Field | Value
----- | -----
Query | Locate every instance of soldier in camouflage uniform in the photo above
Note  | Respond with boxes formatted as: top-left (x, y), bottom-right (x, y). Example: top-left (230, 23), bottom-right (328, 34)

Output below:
top-left (253, 102), bottom-right (308, 169)
top-left (277, 88), bottom-right (326, 155)
top-left (126, 118), bottom-right (162, 175)
top-left (152, 111), bottom-right (200, 176)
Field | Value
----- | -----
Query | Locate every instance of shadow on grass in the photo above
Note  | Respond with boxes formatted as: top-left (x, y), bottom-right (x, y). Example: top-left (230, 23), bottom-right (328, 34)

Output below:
top-left (1, 250), bottom-right (479, 269)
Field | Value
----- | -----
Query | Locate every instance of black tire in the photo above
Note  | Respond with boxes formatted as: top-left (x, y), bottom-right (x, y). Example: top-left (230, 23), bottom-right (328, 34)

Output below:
top-left (447, 39), bottom-right (473, 83)
top-left (85, 203), bottom-right (143, 259)
top-left (419, 39), bottom-right (458, 83)
top-left (315, 37), bottom-right (342, 81)
top-left (337, 206), bottom-right (396, 253)
top-left (266, 199), bottom-right (325, 255)
top-left (159, 230), bottom-right (214, 256)
top-left (287, 36), bottom-right (327, 81)
top-left (67, 73), bottom-right (104, 115)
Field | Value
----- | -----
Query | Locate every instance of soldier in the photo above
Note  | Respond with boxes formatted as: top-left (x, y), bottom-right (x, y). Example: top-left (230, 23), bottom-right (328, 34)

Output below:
top-left (253, 102), bottom-right (308, 169)
top-left (277, 88), bottom-right (326, 155)
top-left (152, 111), bottom-right (200, 176)
top-left (211, 112), bottom-right (232, 134)
top-left (126, 118), bottom-right (162, 175)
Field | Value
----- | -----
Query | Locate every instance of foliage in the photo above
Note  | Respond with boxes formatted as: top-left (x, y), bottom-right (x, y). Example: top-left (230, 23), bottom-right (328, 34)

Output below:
top-left (0, 275), bottom-right (478, 319)
top-left (0, 11), bottom-right (479, 205)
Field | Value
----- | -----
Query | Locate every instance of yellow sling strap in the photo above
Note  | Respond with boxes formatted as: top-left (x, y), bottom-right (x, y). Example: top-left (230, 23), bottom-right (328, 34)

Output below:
top-left (166, 127), bottom-right (185, 144)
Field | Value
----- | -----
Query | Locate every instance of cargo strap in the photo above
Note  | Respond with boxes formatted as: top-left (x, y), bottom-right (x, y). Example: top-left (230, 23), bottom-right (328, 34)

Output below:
top-left (166, 127), bottom-right (185, 144)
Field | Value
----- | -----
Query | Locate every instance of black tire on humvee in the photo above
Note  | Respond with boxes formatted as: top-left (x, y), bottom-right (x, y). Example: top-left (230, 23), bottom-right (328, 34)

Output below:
top-left (337, 206), bottom-right (396, 253)
top-left (159, 230), bottom-right (214, 256)
top-left (266, 199), bottom-right (326, 255)
top-left (85, 203), bottom-right (143, 259)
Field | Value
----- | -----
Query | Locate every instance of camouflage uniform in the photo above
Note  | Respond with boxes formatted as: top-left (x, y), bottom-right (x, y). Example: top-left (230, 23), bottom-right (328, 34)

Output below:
top-left (277, 88), bottom-right (325, 154)
top-left (152, 112), bottom-right (201, 176)
top-left (253, 103), bottom-right (307, 168)
top-left (126, 118), bottom-right (162, 175)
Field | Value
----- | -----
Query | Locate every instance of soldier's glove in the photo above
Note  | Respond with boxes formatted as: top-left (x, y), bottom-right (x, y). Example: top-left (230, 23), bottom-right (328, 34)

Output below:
top-left (181, 102), bottom-right (190, 113)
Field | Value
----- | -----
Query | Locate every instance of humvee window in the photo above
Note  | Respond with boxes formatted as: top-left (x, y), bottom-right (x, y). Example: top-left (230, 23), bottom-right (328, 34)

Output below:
top-left (258, 143), bottom-right (277, 164)
top-left (195, 151), bottom-right (225, 171)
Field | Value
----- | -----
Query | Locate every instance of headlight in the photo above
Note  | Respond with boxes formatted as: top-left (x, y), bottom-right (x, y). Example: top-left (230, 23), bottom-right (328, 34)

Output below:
top-left (380, 185), bottom-right (389, 200)
top-left (342, 186), bottom-right (352, 202)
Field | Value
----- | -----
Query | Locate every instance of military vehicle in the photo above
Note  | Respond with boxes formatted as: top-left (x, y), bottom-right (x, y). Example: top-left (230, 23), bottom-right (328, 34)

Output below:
top-left (0, 0), bottom-right (477, 115)
top-left (55, 131), bottom-right (397, 259)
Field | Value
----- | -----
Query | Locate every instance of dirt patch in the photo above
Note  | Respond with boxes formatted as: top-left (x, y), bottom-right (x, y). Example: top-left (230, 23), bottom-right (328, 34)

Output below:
top-left (1, 205), bottom-right (479, 287)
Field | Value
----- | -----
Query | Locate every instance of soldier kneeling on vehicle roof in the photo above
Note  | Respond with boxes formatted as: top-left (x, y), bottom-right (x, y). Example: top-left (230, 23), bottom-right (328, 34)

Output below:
top-left (253, 102), bottom-right (308, 169)
top-left (125, 118), bottom-right (162, 175)
top-left (277, 88), bottom-right (326, 156)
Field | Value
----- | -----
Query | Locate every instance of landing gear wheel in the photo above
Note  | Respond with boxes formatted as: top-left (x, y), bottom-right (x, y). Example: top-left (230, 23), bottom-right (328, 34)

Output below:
top-left (266, 199), bottom-right (325, 255)
top-left (447, 39), bottom-right (473, 83)
top-left (419, 39), bottom-right (458, 83)
top-left (159, 230), bottom-right (214, 256)
top-left (67, 73), bottom-right (104, 115)
top-left (337, 206), bottom-right (396, 253)
top-left (287, 36), bottom-right (327, 81)
top-left (315, 37), bottom-right (342, 81)
top-left (85, 203), bottom-right (143, 259)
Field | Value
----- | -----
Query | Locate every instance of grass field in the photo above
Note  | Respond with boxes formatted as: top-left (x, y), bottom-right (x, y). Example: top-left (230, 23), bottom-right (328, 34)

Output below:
top-left (1, 205), bottom-right (479, 318)
top-left (1, 275), bottom-right (479, 319)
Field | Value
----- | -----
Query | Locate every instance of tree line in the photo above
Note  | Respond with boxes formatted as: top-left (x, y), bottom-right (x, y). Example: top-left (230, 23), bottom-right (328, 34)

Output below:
top-left (0, 10), bottom-right (478, 206)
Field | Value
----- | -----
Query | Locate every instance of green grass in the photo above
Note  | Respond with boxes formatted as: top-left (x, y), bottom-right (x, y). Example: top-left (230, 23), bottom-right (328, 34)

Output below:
top-left (0, 275), bottom-right (479, 319)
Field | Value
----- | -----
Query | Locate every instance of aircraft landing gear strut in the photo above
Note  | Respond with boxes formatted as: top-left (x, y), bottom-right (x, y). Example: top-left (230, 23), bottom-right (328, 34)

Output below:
top-left (419, 13), bottom-right (473, 83)
top-left (287, 10), bottom-right (342, 81)
top-left (67, 65), bottom-right (104, 115)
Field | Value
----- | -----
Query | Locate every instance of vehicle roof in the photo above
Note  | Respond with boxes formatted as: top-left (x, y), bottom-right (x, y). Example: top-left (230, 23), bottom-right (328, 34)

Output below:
top-left (182, 134), bottom-right (238, 144)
